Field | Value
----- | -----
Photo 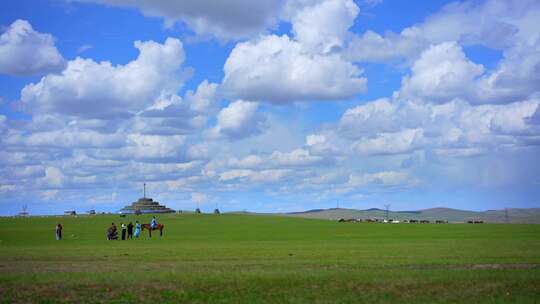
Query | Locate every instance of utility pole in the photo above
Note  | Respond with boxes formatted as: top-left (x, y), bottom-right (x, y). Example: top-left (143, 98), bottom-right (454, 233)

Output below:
top-left (143, 183), bottom-right (146, 198)
top-left (384, 204), bottom-right (390, 220)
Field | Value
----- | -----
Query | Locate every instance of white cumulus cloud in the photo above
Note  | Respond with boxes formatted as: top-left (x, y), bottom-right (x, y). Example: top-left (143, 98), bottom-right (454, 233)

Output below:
top-left (222, 0), bottom-right (366, 103)
top-left (0, 19), bottom-right (65, 76)
top-left (346, 0), bottom-right (540, 63)
top-left (291, 0), bottom-right (359, 53)
top-left (78, 0), bottom-right (287, 40)
top-left (21, 38), bottom-right (186, 119)
top-left (222, 35), bottom-right (366, 103)
top-left (210, 100), bottom-right (266, 140)
top-left (399, 42), bottom-right (484, 103)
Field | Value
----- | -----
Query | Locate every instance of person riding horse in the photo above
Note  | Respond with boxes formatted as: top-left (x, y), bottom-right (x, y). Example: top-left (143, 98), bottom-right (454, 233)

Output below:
top-left (150, 216), bottom-right (157, 230)
top-left (141, 219), bottom-right (164, 237)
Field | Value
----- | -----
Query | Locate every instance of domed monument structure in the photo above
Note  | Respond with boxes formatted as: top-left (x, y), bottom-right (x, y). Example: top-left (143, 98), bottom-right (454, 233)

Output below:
top-left (119, 183), bottom-right (175, 214)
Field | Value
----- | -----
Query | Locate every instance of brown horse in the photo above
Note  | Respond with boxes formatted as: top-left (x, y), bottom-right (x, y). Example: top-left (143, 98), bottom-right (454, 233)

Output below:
top-left (141, 223), bottom-right (164, 237)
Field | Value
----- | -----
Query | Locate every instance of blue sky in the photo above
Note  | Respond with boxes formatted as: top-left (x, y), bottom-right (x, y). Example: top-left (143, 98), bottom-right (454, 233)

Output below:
top-left (1, 0), bottom-right (539, 215)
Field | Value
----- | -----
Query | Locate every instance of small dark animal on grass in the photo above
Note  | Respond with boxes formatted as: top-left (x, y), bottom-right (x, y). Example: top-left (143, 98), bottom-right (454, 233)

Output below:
top-left (141, 223), bottom-right (164, 237)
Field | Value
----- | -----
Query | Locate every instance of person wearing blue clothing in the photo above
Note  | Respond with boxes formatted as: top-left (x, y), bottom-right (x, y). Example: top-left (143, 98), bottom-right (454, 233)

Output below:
top-left (150, 216), bottom-right (157, 230)
top-left (134, 221), bottom-right (141, 238)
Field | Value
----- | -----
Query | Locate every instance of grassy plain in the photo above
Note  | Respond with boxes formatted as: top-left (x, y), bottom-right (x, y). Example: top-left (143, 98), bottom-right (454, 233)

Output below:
top-left (0, 213), bottom-right (539, 303)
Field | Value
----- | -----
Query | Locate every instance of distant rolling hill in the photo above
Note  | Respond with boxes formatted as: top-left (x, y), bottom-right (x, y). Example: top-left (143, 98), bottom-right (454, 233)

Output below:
top-left (282, 207), bottom-right (540, 224)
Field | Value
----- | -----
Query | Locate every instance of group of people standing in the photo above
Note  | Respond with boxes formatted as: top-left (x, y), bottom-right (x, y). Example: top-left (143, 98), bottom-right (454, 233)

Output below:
top-left (107, 221), bottom-right (141, 240)
top-left (56, 216), bottom-right (157, 241)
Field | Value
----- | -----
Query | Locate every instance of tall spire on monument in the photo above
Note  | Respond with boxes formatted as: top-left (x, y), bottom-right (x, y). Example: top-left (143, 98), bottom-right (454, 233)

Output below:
top-left (119, 183), bottom-right (174, 214)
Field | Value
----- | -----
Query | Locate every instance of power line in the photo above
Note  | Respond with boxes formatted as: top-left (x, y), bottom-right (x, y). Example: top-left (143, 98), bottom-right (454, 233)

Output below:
top-left (384, 204), bottom-right (391, 220)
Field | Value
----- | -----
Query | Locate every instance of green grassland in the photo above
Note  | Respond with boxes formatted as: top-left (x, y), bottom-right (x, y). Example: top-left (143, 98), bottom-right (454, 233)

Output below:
top-left (0, 214), bottom-right (539, 303)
